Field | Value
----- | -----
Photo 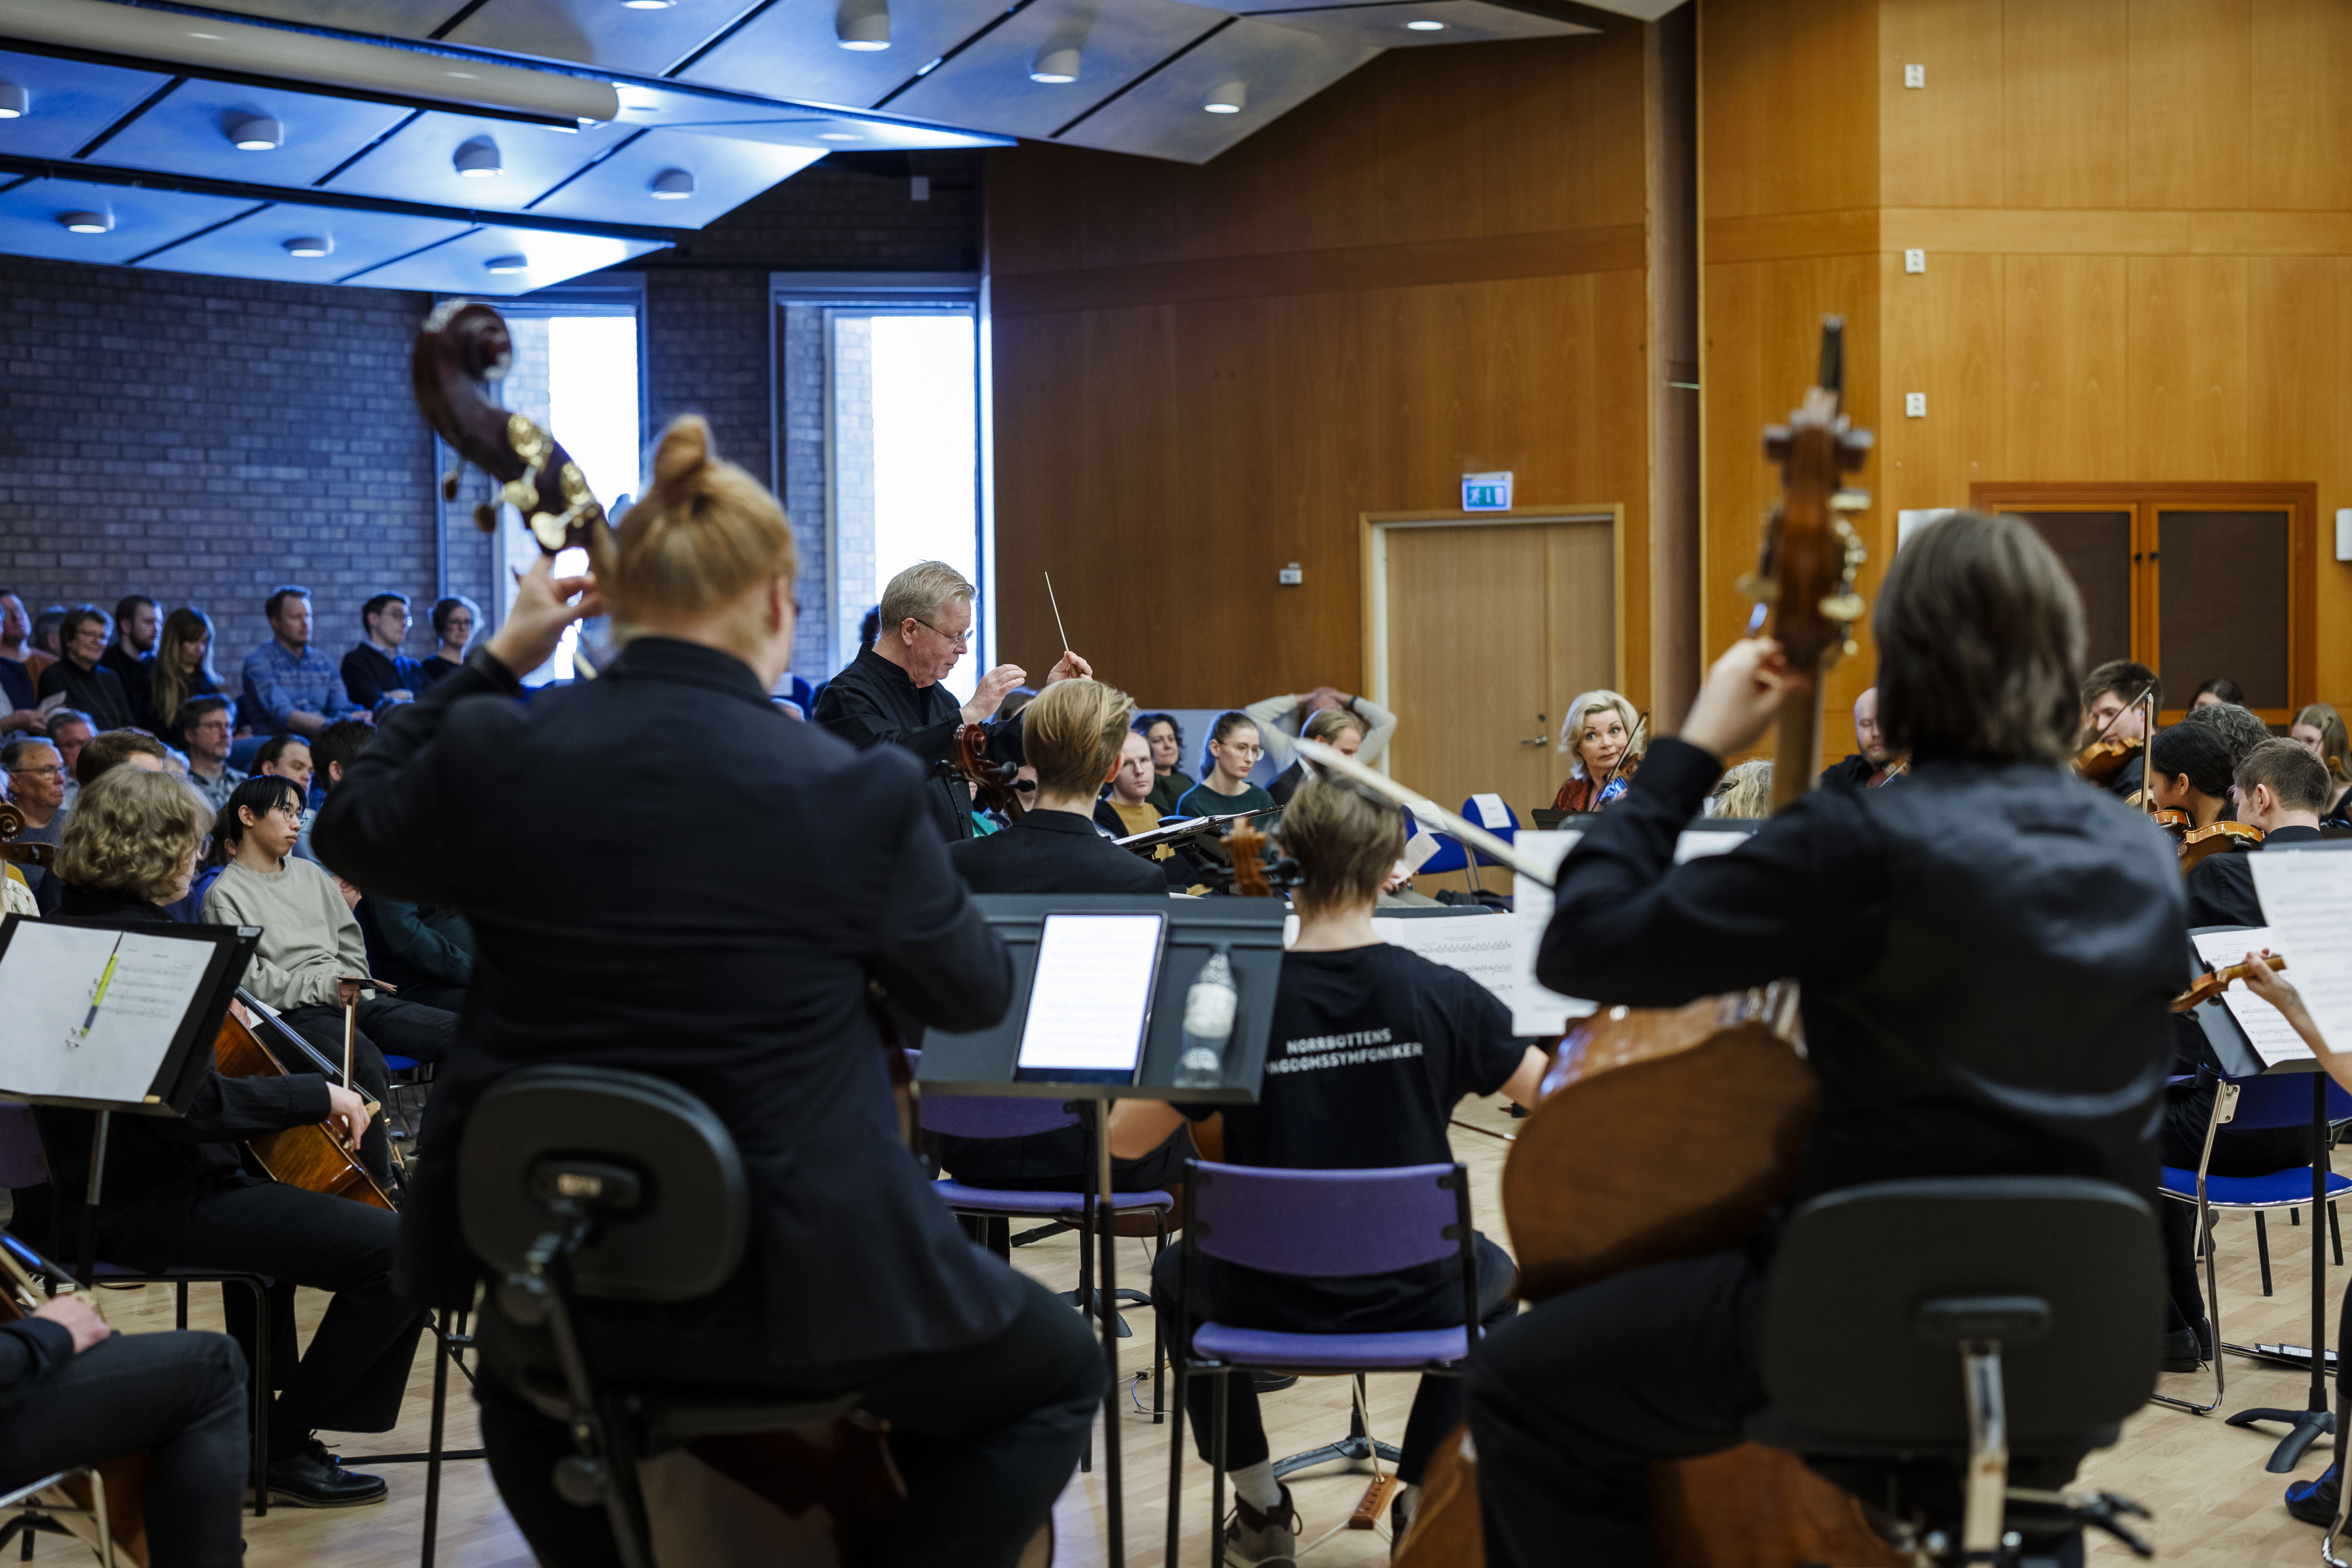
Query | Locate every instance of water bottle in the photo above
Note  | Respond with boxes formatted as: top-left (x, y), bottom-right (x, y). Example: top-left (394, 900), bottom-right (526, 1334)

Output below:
top-left (1173, 945), bottom-right (1239, 1089)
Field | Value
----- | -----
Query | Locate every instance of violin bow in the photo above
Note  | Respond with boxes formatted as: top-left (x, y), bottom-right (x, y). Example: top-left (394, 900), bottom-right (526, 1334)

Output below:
top-left (1295, 737), bottom-right (1556, 888)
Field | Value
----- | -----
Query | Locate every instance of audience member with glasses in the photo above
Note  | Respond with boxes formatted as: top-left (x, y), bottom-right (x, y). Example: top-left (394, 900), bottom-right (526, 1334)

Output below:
top-left (1175, 710), bottom-right (1279, 822)
top-left (0, 734), bottom-right (69, 912)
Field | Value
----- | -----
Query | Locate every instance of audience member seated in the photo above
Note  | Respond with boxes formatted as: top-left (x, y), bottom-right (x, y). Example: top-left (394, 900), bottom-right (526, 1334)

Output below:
top-left (1110, 777), bottom-right (1546, 1554)
top-left (359, 895), bottom-right (473, 1016)
top-left (2078, 659), bottom-right (2160, 799)
top-left (0, 590), bottom-right (38, 734)
top-left (35, 605), bottom-right (135, 731)
top-left (100, 594), bottom-right (158, 724)
top-left (1551, 689), bottom-right (1644, 813)
top-left (1137, 712), bottom-right (1194, 818)
top-left (241, 585), bottom-right (365, 740)
top-left (2190, 675), bottom-right (2246, 710)
top-left (1267, 706), bottom-right (1369, 806)
top-left (2290, 702), bottom-right (2352, 822)
top-left (47, 711), bottom-right (94, 812)
top-left (949, 680), bottom-right (1167, 899)
top-left (254, 733), bottom-right (318, 862)
top-left (415, 596), bottom-right (477, 690)
top-left (201, 773), bottom-right (455, 1115)
top-left (17, 764), bottom-right (421, 1508)
top-left (143, 606), bottom-right (227, 738)
top-left (75, 729), bottom-right (168, 786)
top-left (1707, 758), bottom-right (1772, 818)
top-left (179, 696), bottom-right (247, 812)
top-left (0, 1288), bottom-right (250, 1562)
top-left (0, 735), bottom-right (68, 914)
top-left (21, 605), bottom-right (64, 690)
top-left (1097, 729), bottom-right (1164, 839)
top-left (1174, 712), bottom-right (1277, 822)
top-left (340, 592), bottom-right (423, 713)
top-left (2147, 723), bottom-right (2235, 833)
top-left (1247, 686), bottom-right (1397, 773)
top-left (1819, 686), bottom-right (1889, 786)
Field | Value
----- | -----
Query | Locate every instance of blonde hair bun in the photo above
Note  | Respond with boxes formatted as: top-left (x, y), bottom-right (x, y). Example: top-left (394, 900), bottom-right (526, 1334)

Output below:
top-left (598, 413), bottom-right (797, 643)
top-left (650, 412), bottom-right (713, 488)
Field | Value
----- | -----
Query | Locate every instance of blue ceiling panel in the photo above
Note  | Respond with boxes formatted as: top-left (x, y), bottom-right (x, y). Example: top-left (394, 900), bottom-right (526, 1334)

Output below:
top-left (0, 47), bottom-right (174, 161)
top-left (887, 0), bottom-right (1225, 143)
top-left (0, 177), bottom-right (260, 265)
top-left (93, 79), bottom-right (414, 189)
top-left (676, 0), bottom-right (1010, 112)
top-left (529, 127), bottom-right (823, 227)
top-left (132, 201), bottom-right (473, 284)
top-left (321, 110), bottom-right (620, 212)
top-left (339, 222), bottom-right (667, 296)
top-left (447, 0), bottom-right (769, 78)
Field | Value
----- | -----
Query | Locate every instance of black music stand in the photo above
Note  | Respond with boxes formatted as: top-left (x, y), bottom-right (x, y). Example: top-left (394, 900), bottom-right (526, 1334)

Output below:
top-left (921, 894), bottom-right (1287, 1568)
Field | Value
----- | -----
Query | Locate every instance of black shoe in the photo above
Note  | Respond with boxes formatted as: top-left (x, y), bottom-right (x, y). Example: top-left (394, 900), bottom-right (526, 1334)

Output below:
top-left (1225, 1484), bottom-right (1300, 1565)
top-left (2288, 1461), bottom-right (2342, 1528)
top-left (2161, 1328), bottom-right (2204, 1374)
top-left (1252, 1372), bottom-right (1299, 1393)
top-left (259, 1437), bottom-right (388, 1507)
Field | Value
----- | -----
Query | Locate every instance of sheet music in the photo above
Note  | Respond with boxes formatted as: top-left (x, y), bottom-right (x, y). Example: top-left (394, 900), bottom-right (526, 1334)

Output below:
top-left (0, 923), bottom-right (213, 1102)
top-left (2189, 926), bottom-right (2313, 1067)
top-left (2250, 853), bottom-right (2352, 1059)
top-left (1471, 792), bottom-right (1512, 829)
top-left (1508, 827), bottom-right (1751, 884)
top-left (1371, 913), bottom-right (1588, 1036)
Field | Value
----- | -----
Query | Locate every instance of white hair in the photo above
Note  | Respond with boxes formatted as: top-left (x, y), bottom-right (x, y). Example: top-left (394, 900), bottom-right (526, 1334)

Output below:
top-left (878, 560), bottom-right (976, 635)
top-left (1557, 689), bottom-right (1643, 780)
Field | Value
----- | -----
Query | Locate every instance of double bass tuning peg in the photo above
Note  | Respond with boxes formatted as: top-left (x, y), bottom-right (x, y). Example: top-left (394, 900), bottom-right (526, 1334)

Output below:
top-left (441, 463), bottom-right (464, 501)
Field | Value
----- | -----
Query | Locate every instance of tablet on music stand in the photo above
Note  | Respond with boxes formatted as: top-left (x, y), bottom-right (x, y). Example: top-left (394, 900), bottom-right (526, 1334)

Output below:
top-left (1013, 911), bottom-right (1168, 1086)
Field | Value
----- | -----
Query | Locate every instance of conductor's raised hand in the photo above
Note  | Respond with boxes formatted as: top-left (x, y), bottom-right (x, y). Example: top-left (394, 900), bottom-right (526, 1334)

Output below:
top-left (1679, 637), bottom-right (1810, 762)
top-left (961, 664), bottom-right (1028, 727)
top-left (1045, 650), bottom-right (1093, 685)
top-left (487, 554), bottom-right (605, 678)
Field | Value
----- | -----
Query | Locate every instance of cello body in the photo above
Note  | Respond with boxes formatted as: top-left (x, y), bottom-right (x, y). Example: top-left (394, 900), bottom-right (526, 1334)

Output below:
top-left (211, 1009), bottom-right (395, 1210)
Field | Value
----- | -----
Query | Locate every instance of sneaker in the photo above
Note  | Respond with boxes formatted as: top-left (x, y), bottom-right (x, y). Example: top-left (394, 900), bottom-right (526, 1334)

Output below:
top-left (258, 1437), bottom-right (388, 1507)
top-left (2288, 1461), bottom-right (2342, 1528)
top-left (1226, 1483), bottom-right (1301, 1565)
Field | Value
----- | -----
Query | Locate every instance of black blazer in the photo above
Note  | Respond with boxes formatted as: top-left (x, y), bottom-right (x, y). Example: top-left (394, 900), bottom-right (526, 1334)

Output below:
top-left (2184, 823), bottom-right (2320, 929)
top-left (315, 638), bottom-right (1026, 1370)
top-left (35, 659), bottom-right (133, 731)
top-left (811, 648), bottom-right (1022, 843)
top-left (947, 809), bottom-right (1168, 897)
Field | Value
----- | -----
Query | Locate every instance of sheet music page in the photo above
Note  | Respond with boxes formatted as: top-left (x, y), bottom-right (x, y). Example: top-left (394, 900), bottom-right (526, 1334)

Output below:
top-left (1370, 912), bottom-right (1591, 1036)
top-left (2189, 926), bottom-right (2313, 1067)
top-left (0, 924), bottom-right (212, 1101)
top-left (2250, 853), bottom-right (2352, 1058)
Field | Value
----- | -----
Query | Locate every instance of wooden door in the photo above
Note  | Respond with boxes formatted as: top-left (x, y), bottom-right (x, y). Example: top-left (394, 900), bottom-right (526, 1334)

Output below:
top-left (1381, 517), bottom-right (1616, 824)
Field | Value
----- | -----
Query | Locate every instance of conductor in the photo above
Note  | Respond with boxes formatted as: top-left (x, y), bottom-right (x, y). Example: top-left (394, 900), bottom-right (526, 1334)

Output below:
top-left (315, 417), bottom-right (1104, 1567)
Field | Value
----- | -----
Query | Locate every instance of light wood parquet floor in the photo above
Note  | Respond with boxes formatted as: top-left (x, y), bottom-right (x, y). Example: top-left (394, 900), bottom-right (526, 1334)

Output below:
top-left (62, 1095), bottom-right (2352, 1567)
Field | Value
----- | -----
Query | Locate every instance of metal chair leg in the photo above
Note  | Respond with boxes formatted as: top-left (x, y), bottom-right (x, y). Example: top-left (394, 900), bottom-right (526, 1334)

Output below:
top-left (2258, 1210), bottom-right (2274, 1296)
top-left (1211, 1373), bottom-right (1229, 1568)
top-left (1166, 1359), bottom-right (1190, 1568)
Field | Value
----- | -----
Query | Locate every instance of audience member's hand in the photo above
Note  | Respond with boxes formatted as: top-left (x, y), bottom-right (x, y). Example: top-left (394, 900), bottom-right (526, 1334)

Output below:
top-left (32, 1293), bottom-right (110, 1355)
top-left (961, 664), bottom-right (1028, 726)
top-left (325, 1085), bottom-right (372, 1152)
top-left (1, 709), bottom-right (41, 735)
top-left (1679, 638), bottom-right (1808, 761)
top-left (1045, 651), bottom-right (1092, 685)
top-left (487, 555), bottom-right (605, 678)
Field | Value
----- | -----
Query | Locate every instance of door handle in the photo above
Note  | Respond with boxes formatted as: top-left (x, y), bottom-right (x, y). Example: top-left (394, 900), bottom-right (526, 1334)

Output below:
top-left (1520, 736), bottom-right (1550, 746)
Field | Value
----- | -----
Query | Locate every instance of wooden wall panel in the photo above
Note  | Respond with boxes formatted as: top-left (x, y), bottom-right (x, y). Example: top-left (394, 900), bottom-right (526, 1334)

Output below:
top-left (2250, 0), bottom-right (2352, 213)
top-left (1878, 0), bottom-right (2005, 207)
top-left (1881, 249), bottom-right (2003, 515)
top-left (2125, 256), bottom-right (2249, 481)
top-left (2001, 255), bottom-right (2130, 480)
top-left (2002, 0), bottom-right (2128, 208)
top-left (1699, 0), bottom-right (1880, 220)
top-left (2126, 0), bottom-right (2252, 210)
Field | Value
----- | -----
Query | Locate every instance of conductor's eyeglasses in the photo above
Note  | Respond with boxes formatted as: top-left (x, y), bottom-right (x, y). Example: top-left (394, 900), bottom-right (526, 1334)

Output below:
top-left (912, 617), bottom-right (973, 649)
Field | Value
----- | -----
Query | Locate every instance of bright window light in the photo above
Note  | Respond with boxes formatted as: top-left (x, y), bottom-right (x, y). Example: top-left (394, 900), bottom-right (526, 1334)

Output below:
top-left (870, 314), bottom-right (979, 704)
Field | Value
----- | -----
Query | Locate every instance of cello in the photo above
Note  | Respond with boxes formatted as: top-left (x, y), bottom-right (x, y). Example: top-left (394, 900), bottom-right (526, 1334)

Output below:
top-left (211, 1001), bottom-right (395, 1211)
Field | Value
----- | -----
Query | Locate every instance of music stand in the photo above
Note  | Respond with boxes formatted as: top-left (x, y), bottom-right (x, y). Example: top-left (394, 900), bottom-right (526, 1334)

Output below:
top-left (0, 916), bottom-right (256, 1285)
top-left (921, 894), bottom-right (1287, 1568)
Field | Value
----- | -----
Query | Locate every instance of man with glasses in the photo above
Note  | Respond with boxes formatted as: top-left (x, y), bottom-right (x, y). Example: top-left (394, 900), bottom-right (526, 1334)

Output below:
top-left (816, 558), bottom-right (1093, 841)
top-left (0, 735), bottom-right (68, 913)
top-left (177, 695), bottom-right (247, 812)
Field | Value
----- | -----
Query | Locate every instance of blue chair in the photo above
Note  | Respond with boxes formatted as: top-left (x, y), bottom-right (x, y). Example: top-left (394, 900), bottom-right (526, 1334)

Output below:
top-left (1165, 1159), bottom-right (1482, 1566)
top-left (1457, 796), bottom-right (1522, 869)
top-left (2154, 1071), bottom-right (2352, 1416)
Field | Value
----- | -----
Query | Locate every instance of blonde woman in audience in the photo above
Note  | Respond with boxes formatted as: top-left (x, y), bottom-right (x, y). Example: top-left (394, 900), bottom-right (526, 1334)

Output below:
top-left (1551, 689), bottom-right (1644, 813)
top-left (1245, 685), bottom-right (1397, 771)
top-left (1706, 759), bottom-right (1773, 819)
top-left (1267, 706), bottom-right (1367, 806)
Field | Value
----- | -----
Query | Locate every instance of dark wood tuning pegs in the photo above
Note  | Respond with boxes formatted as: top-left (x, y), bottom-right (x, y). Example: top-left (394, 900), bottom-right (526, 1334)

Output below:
top-left (473, 502), bottom-right (498, 533)
top-left (1762, 425), bottom-right (1791, 460)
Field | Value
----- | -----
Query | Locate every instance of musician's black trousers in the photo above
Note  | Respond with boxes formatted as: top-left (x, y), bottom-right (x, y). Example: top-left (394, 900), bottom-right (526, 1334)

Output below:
top-left (97, 1178), bottom-right (426, 1452)
top-left (1152, 1233), bottom-right (1518, 1485)
top-left (0, 1330), bottom-right (249, 1568)
top-left (476, 1271), bottom-right (1104, 1568)
top-left (2158, 1081), bottom-right (2314, 1335)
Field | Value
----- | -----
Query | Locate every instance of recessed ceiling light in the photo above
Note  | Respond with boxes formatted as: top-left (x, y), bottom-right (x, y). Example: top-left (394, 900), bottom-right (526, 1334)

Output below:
top-left (621, 0), bottom-right (674, 7)
top-left (446, 71), bottom-right (479, 79)
top-left (59, 211), bottom-right (112, 235)
top-left (0, 81), bottom-right (26, 119)
top-left (484, 254), bottom-right (530, 275)
top-left (836, 0), bottom-right (890, 50)
top-left (818, 131), bottom-right (860, 141)
top-left (1405, 18), bottom-right (1446, 29)
top-left (650, 167), bottom-right (695, 199)
top-left (227, 114), bottom-right (282, 151)
top-left (283, 236), bottom-right (332, 257)
top-left (453, 136), bottom-right (502, 177)
top-left (186, 31), bottom-right (221, 39)
top-left (1031, 44), bottom-right (1080, 84)
top-left (1204, 80), bottom-right (1246, 114)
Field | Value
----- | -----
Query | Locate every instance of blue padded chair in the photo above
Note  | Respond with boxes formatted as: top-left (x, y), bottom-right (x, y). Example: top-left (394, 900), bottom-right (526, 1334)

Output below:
top-left (1457, 796), bottom-right (1522, 869)
top-left (2154, 1070), bottom-right (2352, 1416)
top-left (1166, 1159), bottom-right (1482, 1567)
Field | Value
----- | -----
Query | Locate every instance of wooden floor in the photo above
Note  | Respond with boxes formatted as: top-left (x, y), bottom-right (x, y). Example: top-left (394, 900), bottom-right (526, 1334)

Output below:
top-left (66, 1097), bottom-right (2352, 1566)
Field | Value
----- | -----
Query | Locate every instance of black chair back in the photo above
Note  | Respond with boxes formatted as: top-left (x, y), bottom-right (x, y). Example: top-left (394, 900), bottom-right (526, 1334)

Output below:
top-left (459, 1064), bottom-right (748, 1304)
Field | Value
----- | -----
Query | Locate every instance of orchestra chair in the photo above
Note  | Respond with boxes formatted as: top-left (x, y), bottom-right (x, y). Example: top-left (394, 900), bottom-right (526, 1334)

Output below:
top-left (1167, 1159), bottom-right (1482, 1567)
top-left (1456, 797), bottom-right (1522, 870)
top-left (0, 1106), bottom-right (279, 1518)
top-left (920, 1091), bottom-right (1173, 1437)
top-left (0, 1467), bottom-right (122, 1567)
top-left (1746, 1176), bottom-right (2161, 1567)
top-left (457, 1064), bottom-right (859, 1568)
top-left (2154, 1071), bottom-right (2352, 1420)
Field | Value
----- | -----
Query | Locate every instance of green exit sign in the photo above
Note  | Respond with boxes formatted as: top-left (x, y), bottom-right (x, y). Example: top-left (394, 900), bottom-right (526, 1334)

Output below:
top-left (1462, 471), bottom-right (1512, 511)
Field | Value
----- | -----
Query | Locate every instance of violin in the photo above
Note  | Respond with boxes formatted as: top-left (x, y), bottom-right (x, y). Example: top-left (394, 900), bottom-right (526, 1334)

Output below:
top-left (2071, 682), bottom-right (2157, 786)
top-left (0, 1236), bottom-right (149, 1564)
top-left (1867, 755), bottom-right (1909, 788)
top-left (2177, 820), bottom-right (2263, 873)
top-left (1224, 819), bottom-right (1273, 898)
top-left (2173, 952), bottom-right (2286, 1014)
top-left (413, 301), bottom-right (608, 558)
top-left (949, 723), bottom-right (1025, 823)
top-left (212, 1004), bottom-right (394, 1210)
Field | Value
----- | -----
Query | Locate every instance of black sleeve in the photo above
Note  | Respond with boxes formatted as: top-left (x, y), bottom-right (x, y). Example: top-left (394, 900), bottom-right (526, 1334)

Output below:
top-left (161, 1066), bottom-right (332, 1143)
top-left (33, 664), bottom-right (63, 701)
top-left (340, 648), bottom-right (383, 711)
top-left (1443, 969), bottom-right (1524, 1099)
top-left (2184, 855), bottom-right (2263, 930)
top-left (1538, 736), bottom-right (1889, 1005)
top-left (313, 650), bottom-right (522, 904)
top-left (863, 755), bottom-right (1016, 1032)
top-left (0, 1317), bottom-right (74, 1409)
top-left (814, 674), bottom-right (962, 767)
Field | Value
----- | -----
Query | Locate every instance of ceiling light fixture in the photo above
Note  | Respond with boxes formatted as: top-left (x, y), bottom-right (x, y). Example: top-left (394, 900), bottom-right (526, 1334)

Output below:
top-left (1030, 44), bottom-right (1080, 84)
top-left (620, 0), bottom-right (674, 7)
top-left (818, 131), bottom-right (860, 141)
top-left (649, 167), bottom-right (695, 199)
top-left (453, 136), bottom-right (503, 178)
top-left (836, 0), bottom-right (891, 51)
top-left (484, 253), bottom-right (530, 274)
top-left (227, 113), bottom-right (283, 150)
top-left (1204, 80), bottom-right (1246, 114)
top-left (283, 236), bottom-right (332, 257)
top-left (59, 211), bottom-right (112, 234)
top-left (0, 82), bottom-right (25, 119)
top-left (1405, 18), bottom-right (1446, 29)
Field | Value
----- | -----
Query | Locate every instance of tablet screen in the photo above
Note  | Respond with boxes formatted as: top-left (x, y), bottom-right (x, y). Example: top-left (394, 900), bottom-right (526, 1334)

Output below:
top-left (1014, 913), bottom-right (1168, 1081)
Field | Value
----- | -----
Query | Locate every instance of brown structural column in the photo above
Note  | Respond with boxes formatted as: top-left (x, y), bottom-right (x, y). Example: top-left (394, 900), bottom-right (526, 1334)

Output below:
top-left (1645, 5), bottom-right (1702, 733)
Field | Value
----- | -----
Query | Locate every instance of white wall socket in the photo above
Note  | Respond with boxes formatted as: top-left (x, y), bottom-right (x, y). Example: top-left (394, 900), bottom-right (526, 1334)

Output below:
top-left (1905, 393), bottom-right (1927, 418)
top-left (1903, 63), bottom-right (1925, 88)
top-left (1904, 249), bottom-right (1926, 273)
top-left (1278, 563), bottom-right (1304, 585)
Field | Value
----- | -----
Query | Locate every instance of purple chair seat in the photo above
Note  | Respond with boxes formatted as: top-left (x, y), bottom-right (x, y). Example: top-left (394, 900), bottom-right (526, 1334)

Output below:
top-left (93, 1261), bottom-right (277, 1285)
top-left (1192, 1321), bottom-right (1469, 1369)
top-left (932, 1179), bottom-right (1171, 1217)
